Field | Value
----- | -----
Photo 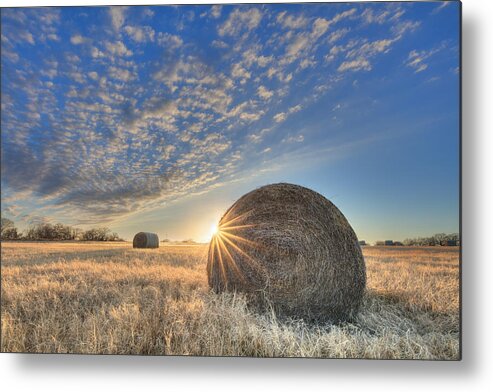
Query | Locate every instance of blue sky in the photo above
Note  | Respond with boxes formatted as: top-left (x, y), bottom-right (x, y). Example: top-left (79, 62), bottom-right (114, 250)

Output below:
top-left (1, 2), bottom-right (460, 243)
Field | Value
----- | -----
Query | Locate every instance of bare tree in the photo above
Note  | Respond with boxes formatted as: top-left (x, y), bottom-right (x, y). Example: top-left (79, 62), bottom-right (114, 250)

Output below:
top-left (1, 218), bottom-right (19, 240)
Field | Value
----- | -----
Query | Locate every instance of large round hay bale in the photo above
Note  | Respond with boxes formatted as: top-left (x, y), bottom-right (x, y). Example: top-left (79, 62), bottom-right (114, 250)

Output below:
top-left (207, 183), bottom-right (366, 321)
top-left (133, 232), bottom-right (159, 248)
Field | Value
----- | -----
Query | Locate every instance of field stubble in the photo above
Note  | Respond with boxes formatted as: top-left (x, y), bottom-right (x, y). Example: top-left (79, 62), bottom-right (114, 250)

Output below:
top-left (1, 242), bottom-right (459, 359)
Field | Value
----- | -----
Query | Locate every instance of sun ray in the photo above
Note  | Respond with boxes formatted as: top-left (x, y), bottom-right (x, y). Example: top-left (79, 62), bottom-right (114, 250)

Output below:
top-left (208, 212), bottom-right (265, 286)
top-left (220, 230), bottom-right (258, 247)
top-left (216, 235), bottom-right (246, 283)
top-left (220, 210), bottom-right (253, 228)
top-left (207, 239), bottom-right (215, 276)
top-left (221, 205), bottom-right (236, 224)
top-left (214, 236), bottom-right (227, 285)
top-left (220, 224), bottom-right (255, 231)
top-left (218, 232), bottom-right (263, 271)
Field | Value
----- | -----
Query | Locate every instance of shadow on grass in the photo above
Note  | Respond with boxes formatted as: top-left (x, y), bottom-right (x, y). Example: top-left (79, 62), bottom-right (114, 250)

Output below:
top-left (1, 248), bottom-right (137, 266)
top-left (364, 290), bottom-right (459, 335)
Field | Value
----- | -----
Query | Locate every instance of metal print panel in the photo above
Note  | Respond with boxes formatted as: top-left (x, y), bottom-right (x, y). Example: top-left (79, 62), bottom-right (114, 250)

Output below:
top-left (0, 1), bottom-right (461, 359)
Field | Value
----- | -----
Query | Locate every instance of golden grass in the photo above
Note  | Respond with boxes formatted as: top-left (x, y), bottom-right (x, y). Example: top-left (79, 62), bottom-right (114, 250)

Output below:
top-left (0, 242), bottom-right (459, 359)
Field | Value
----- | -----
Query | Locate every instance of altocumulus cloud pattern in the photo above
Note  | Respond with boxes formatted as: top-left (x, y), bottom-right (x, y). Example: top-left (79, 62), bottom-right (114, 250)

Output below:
top-left (1, 3), bottom-right (457, 227)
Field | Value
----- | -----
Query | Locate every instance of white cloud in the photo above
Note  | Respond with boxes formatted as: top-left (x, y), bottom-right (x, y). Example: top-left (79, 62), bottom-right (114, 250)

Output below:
top-left (141, 99), bottom-right (179, 120)
top-left (392, 20), bottom-right (420, 37)
top-left (20, 31), bottom-right (35, 44)
top-left (336, 38), bottom-right (396, 72)
top-left (405, 44), bottom-right (446, 73)
top-left (299, 58), bottom-right (316, 70)
top-left (348, 39), bottom-right (395, 58)
top-left (3, 50), bottom-right (19, 63)
top-left (91, 46), bottom-right (105, 59)
top-left (248, 127), bottom-right (273, 144)
top-left (40, 60), bottom-right (58, 79)
top-left (406, 51), bottom-right (429, 72)
top-left (66, 53), bottom-right (80, 63)
top-left (241, 48), bottom-right (273, 69)
top-left (124, 25), bottom-right (155, 43)
top-left (272, 105), bottom-right (301, 124)
top-left (257, 86), bottom-right (274, 100)
top-left (104, 40), bottom-right (133, 57)
top-left (328, 28), bottom-right (350, 44)
top-left (311, 18), bottom-right (330, 39)
top-left (108, 66), bottom-right (136, 82)
top-left (266, 67), bottom-right (277, 79)
top-left (218, 8), bottom-right (262, 36)
top-left (431, 2), bottom-right (451, 15)
top-left (211, 5), bottom-right (222, 19)
top-left (66, 88), bottom-right (78, 98)
top-left (331, 8), bottom-right (357, 24)
top-left (273, 112), bottom-right (286, 123)
top-left (283, 134), bottom-right (304, 143)
top-left (72, 72), bottom-right (87, 84)
top-left (361, 8), bottom-right (391, 25)
top-left (288, 104), bottom-right (302, 114)
top-left (109, 6), bottom-right (127, 32)
top-left (231, 63), bottom-right (251, 80)
top-left (70, 34), bottom-right (87, 45)
top-left (152, 61), bottom-right (184, 87)
top-left (281, 9), bottom-right (357, 66)
top-left (241, 48), bottom-right (259, 67)
top-left (212, 40), bottom-right (228, 49)
top-left (338, 58), bottom-right (372, 72)
top-left (240, 111), bottom-right (264, 122)
top-left (257, 55), bottom-right (273, 67)
top-left (157, 32), bottom-right (183, 49)
top-left (284, 34), bottom-right (310, 61)
top-left (276, 11), bottom-right (308, 29)
top-left (143, 8), bottom-right (154, 18)
top-left (47, 33), bottom-right (60, 41)
top-left (227, 101), bottom-right (248, 118)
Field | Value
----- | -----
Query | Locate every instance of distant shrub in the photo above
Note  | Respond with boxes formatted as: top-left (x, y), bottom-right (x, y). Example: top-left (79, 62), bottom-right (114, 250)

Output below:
top-left (403, 233), bottom-right (459, 246)
top-left (1, 218), bottom-right (19, 240)
top-left (1, 217), bottom-right (123, 242)
top-left (81, 227), bottom-right (122, 241)
top-left (24, 223), bottom-right (79, 241)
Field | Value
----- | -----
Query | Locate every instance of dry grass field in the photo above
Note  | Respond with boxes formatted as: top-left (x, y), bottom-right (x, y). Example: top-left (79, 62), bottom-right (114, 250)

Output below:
top-left (1, 242), bottom-right (460, 359)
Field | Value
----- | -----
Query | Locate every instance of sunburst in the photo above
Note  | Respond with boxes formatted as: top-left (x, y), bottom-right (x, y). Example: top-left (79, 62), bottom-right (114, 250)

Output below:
top-left (209, 223), bottom-right (219, 239)
top-left (209, 210), bottom-right (258, 283)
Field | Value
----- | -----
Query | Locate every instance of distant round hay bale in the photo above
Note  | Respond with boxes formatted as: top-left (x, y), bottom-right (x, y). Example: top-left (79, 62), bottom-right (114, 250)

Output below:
top-left (207, 183), bottom-right (366, 322)
top-left (133, 232), bottom-right (159, 248)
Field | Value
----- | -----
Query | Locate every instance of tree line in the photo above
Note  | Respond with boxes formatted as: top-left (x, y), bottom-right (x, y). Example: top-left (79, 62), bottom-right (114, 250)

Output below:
top-left (402, 233), bottom-right (459, 246)
top-left (0, 218), bottom-right (123, 241)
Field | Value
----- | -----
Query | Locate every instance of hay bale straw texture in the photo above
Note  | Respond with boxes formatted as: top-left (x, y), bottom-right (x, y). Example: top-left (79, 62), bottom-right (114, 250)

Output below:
top-left (133, 232), bottom-right (159, 248)
top-left (207, 183), bottom-right (366, 321)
